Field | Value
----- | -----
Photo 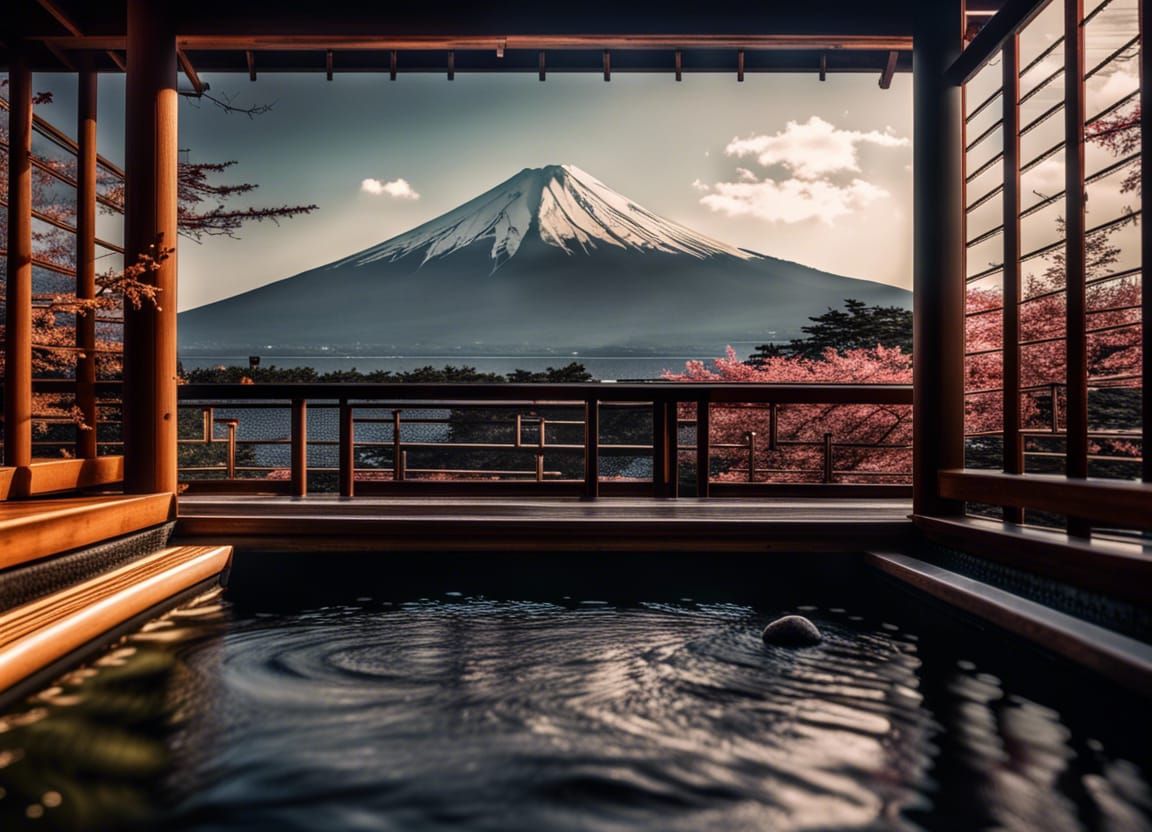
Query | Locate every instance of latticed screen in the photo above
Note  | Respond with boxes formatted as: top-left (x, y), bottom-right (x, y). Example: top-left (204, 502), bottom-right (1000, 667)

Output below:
top-left (0, 84), bottom-right (126, 461)
top-left (962, 0), bottom-right (1144, 536)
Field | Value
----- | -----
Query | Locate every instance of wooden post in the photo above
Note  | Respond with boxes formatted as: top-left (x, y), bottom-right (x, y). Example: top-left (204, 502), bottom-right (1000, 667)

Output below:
top-left (4, 49), bottom-right (33, 469)
top-left (1064, 0), bottom-right (1090, 537)
top-left (582, 399), bottom-right (599, 500)
top-left (665, 398), bottom-right (679, 497)
top-left (652, 401), bottom-right (668, 496)
top-left (339, 400), bottom-right (354, 497)
top-left (76, 66), bottom-right (99, 460)
top-left (290, 399), bottom-right (307, 497)
top-left (1141, 0), bottom-right (1151, 487)
top-left (1001, 38), bottom-right (1024, 522)
top-left (123, 0), bottom-right (179, 493)
top-left (912, 0), bottom-right (966, 516)
top-left (696, 397), bottom-right (710, 497)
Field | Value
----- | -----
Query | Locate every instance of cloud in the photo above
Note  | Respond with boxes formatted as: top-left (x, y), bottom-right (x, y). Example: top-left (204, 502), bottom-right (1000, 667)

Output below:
top-left (700, 177), bottom-right (890, 225)
top-left (361, 177), bottom-right (420, 199)
top-left (724, 116), bottom-right (908, 180)
top-left (735, 167), bottom-right (758, 183)
top-left (690, 178), bottom-right (711, 193)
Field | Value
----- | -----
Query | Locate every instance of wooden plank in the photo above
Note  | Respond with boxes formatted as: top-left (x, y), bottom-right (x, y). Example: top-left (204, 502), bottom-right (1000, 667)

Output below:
top-left (39, 34), bottom-right (916, 53)
top-left (879, 49), bottom-right (898, 88)
top-left (178, 48), bottom-right (207, 93)
top-left (246, 49), bottom-right (256, 80)
top-left (868, 551), bottom-right (1152, 694)
top-left (0, 469), bottom-right (14, 501)
top-left (0, 493), bottom-right (176, 570)
top-left (938, 468), bottom-right (1152, 530)
top-left (12, 456), bottom-right (124, 497)
top-left (0, 544), bottom-right (231, 698)
top-left (913, 514), bottom-right (1152, 605)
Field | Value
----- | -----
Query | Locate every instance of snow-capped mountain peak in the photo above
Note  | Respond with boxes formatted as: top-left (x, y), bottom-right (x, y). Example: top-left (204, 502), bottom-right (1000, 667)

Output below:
top-left (332, 164), bottom-right (756, 271)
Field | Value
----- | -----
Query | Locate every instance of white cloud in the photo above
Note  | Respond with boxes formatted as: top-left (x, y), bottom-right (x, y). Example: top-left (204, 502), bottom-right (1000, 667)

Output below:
top-left (700, 177), bottom-right (890, 225)
top-left (735, 167), bottom-right (758, 183)
top-left (724, 116), bottom-right (908, 179)
top-left (361, 177), bottom-right (420, 200)
top-left (690, 178), bottom-right (711, 193)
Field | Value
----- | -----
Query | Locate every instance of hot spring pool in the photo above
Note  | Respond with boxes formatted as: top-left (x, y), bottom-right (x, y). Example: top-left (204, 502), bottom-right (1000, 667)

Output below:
top-left (1, 555), bottom-right (1149, 831)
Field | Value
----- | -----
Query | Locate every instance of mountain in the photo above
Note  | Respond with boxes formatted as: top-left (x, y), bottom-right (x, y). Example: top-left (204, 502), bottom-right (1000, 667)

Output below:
top-left (179, 164), bottom-right (911, 354)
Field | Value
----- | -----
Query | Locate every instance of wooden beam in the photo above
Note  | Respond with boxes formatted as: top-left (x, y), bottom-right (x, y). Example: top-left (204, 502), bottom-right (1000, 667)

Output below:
top-left (76, 67), bottom-right (98, 460)
top-left (674, 48), bottom-right (682, 81)
top-left (326, 48), bottom-right (334, 80)
top-left (1064, 0), bottom-right (1089, 536)
top-left (11, 456), bottom-right (123, 497)
top-left (938, 469), bottom-right (1152, 531)
top-left (5, 50), bottom-right (33, 470)
top-left (737, 48), bottom-right (745, 81)
top-left (879, 49), bottom-right (898, 88)
top-left (913, 0), bottom-right (966, 516)
top-left (819, 51), bottom-right (827, 80)
top-left (291, 399), bottom-right (307, 497)
top-left (35, 0), bottom-right (125, 71)
top-left (246, 49), bottom-right (256, 80)
top-left (390, 49), bottom-right (397, 80)
top-left (1001, 38), bottom-right (1023, 522)
top-left (948, 0), bottom-right (1050, 85)
top-left (123, 0), bottom-right (180, 494)
top-left (603, 49), bottom-right (611, 81)
top-left (538, 49), bottom-right (545, 81)
top-left (38, 33), bottom-right (915, 52)
top-left (447, 49), bottom-right (455, 80)
top-left (178, 48), bottom-right (207, 93)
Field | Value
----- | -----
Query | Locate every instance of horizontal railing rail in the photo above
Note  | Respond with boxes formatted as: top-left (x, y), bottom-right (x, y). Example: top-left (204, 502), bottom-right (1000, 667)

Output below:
top-left (172, 382), bottom-right (913, 500)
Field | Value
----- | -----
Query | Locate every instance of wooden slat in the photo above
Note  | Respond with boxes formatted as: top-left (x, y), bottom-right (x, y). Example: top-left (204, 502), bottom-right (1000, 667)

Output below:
top-left (0, 493), bottom-right (176, 570)
top-left (6, 51), bottom-right (33, 470)
top-left (1001, 37), bottom-right (1024, 523)
top-left (0, 544), bottom-right (231, 698)
top-left (939, 468), bottom-right (1152, 530)
top-left (12, 456), bottom-right (124, 497)
top-left (1141, 0), bottom-right (1151, 487)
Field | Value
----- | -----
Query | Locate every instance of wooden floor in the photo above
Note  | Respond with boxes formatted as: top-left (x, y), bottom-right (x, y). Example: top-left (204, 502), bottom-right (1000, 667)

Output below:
top-left (176, 496), bottom-right (913, 552)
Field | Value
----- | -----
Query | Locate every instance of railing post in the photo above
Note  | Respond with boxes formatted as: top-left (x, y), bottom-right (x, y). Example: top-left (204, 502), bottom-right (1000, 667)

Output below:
top-left (202, 407), bottom-right (213, 442)
top-left (339, 400), bottom-right (354, 497)
top-left (823, 432), bottom-right (834, 483)
top-left (666, 399), bottom-right (679, 498)
top-left (583, 399), bottom-right (599, 500)
top-left (536, 417), bottom-right (546, 482)
top-left (1050, 382), bottom-right (1061, 433)
top-left (225, 421), bottom-right (237, 479)
top-left (696, 397), bottom-right (710, 497)
top-left (746, 431), bottom-right (757, 482)
top-left (768, 403), bottom-right (779, 451)
top-left (290, 398), bottom-right (307, 497)
top-left (392, 408), bottom-right (404, 480)
top-left (652, 401), bottom-right (668, 497)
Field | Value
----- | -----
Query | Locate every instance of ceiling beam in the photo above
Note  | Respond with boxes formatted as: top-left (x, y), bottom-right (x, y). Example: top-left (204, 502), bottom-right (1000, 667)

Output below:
top-left (36, 33), bottom-right (914, 52)
top-left (947, 0), bottom-right (1048, 85)
top-left (878, 49), bottom-right (898, 88)
top-left (34, 0), bottom-right (126, 70)
top-left (177, 48), bottom-right (207, 93)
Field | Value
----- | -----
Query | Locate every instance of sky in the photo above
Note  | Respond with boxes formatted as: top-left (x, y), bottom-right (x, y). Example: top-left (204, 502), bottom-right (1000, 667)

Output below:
top-left (32, 70), bottom-right (915, 311)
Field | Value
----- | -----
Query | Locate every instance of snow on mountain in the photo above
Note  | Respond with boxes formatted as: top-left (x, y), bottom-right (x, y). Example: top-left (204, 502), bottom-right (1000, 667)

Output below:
top-left (332, 164), bottom-right (755, 271)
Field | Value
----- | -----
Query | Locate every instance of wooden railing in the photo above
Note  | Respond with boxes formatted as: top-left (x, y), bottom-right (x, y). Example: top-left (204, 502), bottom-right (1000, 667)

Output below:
top-left (175, 382), bottom-right (913, 500)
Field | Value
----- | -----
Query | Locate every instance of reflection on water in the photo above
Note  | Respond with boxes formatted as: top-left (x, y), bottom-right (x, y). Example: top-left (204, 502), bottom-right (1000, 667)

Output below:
top-left (1, 592), bottom-right (1150, 831)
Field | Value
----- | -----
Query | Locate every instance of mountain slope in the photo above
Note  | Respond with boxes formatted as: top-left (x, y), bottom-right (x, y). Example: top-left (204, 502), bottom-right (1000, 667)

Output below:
top-left (179, 164), bottom-right (910, 354)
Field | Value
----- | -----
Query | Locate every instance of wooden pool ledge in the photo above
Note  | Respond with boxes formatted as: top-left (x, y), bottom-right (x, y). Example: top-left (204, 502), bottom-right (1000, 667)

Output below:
top-left (175, 495), bottom-right (914, 553)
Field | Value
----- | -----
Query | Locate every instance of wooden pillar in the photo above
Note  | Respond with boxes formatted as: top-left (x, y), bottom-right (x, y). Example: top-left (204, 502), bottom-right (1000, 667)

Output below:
top-left (912, 0), bottom-right (966, 517)
top-left (290, 399), bottom-right (307, 497)
top-left (123, 0), bottom-right (179, 493)
top-left (1001, 38), bottom-right (1024, 523)
top-left (1064, 0), bottom-right (1090, 537)
top-left (4, 49), bottom-right (33, 469)
top-left (1141, 0), bottom-right (1151, 486)
top-left (76, 67), bottom-right (99, 460)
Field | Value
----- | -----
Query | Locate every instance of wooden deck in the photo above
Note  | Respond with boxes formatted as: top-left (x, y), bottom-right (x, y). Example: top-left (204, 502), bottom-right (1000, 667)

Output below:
top-left (175, 496), bottom-right (913, 552)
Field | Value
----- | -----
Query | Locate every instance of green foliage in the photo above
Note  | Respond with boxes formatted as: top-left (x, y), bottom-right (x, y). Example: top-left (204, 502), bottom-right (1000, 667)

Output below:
top-left (181, 361), bottom-right (592, 385)
top-left (748, 299), bottom-right (913, 364)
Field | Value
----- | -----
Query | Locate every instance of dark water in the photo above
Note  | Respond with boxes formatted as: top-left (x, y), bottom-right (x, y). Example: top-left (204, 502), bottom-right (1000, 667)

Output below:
top-left (2, 577), bottom-right (1151, 831)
